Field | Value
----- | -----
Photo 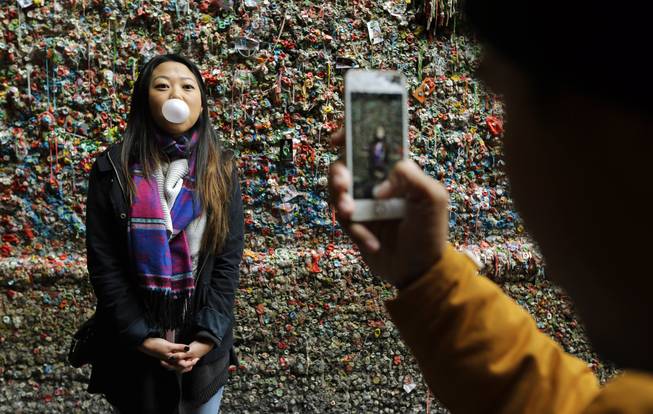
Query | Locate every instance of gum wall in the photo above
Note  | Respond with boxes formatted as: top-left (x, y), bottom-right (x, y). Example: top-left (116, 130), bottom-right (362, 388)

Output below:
top-left (0, 1), bottom-right (614, 412)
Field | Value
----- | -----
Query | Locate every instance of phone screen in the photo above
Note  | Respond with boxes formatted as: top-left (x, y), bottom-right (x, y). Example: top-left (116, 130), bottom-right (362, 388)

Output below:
top-left (350, 92), bottom-right (405, 199)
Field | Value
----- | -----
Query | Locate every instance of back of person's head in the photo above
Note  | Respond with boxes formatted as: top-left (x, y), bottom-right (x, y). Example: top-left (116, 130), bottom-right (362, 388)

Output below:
top-left (464, 1), bottom-right (653, 372)
top-left (465, 1), bottom-right (651, 114)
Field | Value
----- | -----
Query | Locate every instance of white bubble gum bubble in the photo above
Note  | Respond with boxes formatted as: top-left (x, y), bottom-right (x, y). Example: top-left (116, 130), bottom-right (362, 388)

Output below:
top-left (162, 99), bottom-right (190, 124)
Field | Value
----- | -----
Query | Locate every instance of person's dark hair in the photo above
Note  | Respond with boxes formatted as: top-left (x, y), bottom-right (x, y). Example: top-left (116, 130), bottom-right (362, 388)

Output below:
top-left (121, 54), bottom-right (234, 254)
top-left (464, 1), bottom-right (650, 113)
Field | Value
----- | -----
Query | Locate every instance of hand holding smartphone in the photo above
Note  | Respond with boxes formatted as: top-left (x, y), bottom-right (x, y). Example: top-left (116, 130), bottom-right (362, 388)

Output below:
top-left (345, 70), bottom-right (409, 221)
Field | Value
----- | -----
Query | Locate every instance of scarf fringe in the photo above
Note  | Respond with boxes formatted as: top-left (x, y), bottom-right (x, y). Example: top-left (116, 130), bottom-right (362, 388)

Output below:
top-left (142, 290), bottom-right (195, 330)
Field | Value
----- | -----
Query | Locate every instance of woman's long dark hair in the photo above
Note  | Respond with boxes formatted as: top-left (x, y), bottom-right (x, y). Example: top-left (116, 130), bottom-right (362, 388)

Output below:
top-left (121, 54), bottom-right (234, 254)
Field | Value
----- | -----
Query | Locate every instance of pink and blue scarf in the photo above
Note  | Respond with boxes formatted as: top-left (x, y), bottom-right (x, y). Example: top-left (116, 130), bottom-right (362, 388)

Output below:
top-left (128, 126), bottom-right (202, 329)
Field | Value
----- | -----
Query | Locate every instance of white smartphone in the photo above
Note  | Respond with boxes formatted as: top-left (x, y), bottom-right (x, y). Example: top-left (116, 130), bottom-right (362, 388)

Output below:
top-left (345, 70), bottom-right (408, 221)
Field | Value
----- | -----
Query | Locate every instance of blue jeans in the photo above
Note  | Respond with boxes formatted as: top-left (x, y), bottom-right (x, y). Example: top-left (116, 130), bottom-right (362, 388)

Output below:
top-left (180, 386), bottom-right (224, 414)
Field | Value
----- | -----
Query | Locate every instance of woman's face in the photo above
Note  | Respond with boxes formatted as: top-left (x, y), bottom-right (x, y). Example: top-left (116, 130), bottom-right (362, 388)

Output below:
top-left (148, 61), bottom-right (203, 136)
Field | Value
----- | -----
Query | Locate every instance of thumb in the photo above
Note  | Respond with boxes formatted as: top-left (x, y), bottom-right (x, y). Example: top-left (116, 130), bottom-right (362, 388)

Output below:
top-left (330, 127), bottom-right (344, 147)
top-left (375, 160), bottom-right (446, 203)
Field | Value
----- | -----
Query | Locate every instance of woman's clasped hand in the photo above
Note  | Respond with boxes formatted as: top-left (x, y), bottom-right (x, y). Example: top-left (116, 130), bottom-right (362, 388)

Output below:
top-left (138, 338), bottom-right (214, 374)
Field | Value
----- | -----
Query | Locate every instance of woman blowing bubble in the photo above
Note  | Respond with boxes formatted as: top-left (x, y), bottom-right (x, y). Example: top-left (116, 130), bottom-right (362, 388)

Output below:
top-left (84, 54), bottom-right (243, 414)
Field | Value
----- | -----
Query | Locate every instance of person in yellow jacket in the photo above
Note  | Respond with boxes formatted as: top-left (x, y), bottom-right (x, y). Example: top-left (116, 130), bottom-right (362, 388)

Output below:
top-left (328, 2), bottom-right (653, 413)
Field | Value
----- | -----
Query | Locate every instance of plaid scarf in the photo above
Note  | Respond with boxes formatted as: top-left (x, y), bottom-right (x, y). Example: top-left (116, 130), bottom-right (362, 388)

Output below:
top-left (127, 126), bottom-right (202, 330)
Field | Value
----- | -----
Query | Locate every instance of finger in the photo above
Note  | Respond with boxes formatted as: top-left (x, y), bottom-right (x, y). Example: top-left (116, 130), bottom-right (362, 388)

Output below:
top-left (328, 162), bottom-right (351, 205)
top-left (181, 362), bottom-right (198, 374)
top-left (376, 160), bottom-right (447, 203)
top-left (171, 351), bottom-right (191, 360)
top-left (328, 162), bottom-right (350, 193)
top-left (330, 128), bottom-right (344, 146)
top-left (174, 358), bottom-right (197, 369)
top-left (349, 223), bottom-right (380, 252)
top-left (160, 360), bottom-right (177, 371)
top-left (165, 344), bottom-right (189, 360)
top-left (374, 160), bottom-right (413, 199)
top-left (164, 347), bottom-right (191, 362)
top-left (372, 179), bottom-right (394, 199)
top-left (180, 358), bottom-right (200, 373)
top-left (169, 343), bottom-right (190, 353)
top-left (336, 193), bottom-right (355, 221)
top-left (328, 163), bottom-right (355, 221)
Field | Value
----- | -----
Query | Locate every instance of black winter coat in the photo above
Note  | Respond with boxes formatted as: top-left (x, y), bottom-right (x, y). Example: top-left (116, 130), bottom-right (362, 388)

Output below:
top-left (84, 143), bottom-right (244, 413)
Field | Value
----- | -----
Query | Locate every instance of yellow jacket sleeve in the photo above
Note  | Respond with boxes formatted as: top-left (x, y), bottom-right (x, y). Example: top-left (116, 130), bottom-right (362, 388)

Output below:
top-left (583, 371), bottom-right (653, 413)
top-left (385, 244), bottom-right (600, 414)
